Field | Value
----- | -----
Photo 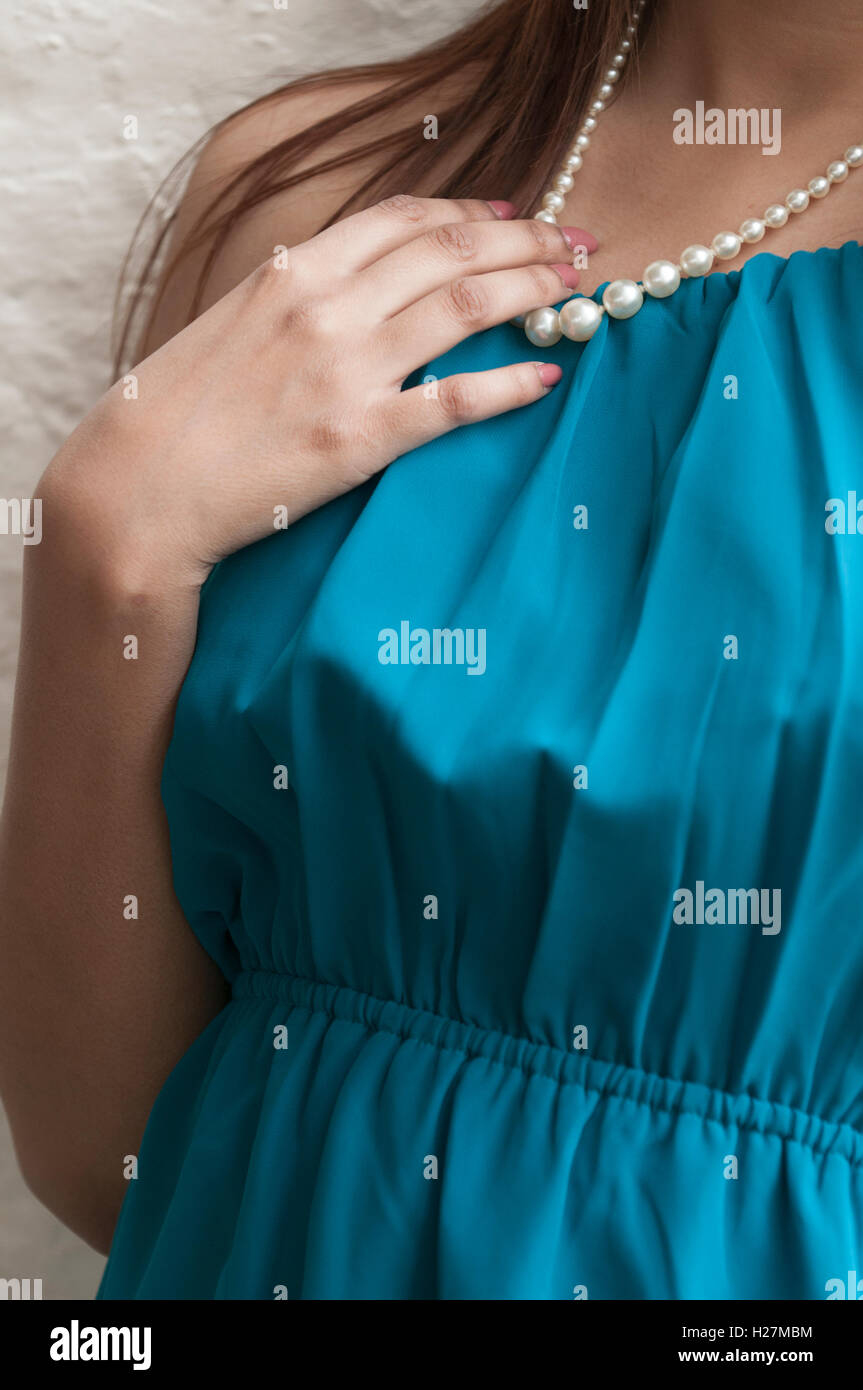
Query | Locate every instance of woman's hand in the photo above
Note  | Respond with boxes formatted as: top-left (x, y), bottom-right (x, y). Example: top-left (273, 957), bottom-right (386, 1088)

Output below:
top-left (44, 195), bottom-right (595, 589)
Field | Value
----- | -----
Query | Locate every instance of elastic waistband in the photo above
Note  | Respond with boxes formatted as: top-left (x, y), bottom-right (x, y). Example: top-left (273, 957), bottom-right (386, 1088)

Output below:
top-left (231, 968), bottom-right (863, 1168)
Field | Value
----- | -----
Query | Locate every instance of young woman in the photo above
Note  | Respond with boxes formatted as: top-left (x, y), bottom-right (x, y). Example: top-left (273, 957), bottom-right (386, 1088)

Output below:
top-left (1, 0), bottom-right (862, 1299)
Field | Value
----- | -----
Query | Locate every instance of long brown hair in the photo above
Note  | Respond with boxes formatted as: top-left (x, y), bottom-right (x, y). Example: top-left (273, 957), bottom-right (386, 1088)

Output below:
top-left (114, 0), bottom-right (656, 373)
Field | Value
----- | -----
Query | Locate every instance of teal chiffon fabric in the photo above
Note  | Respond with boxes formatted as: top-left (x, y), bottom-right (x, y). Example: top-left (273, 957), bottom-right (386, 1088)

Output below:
top-left (98, 244), bottom-right (863, 1300)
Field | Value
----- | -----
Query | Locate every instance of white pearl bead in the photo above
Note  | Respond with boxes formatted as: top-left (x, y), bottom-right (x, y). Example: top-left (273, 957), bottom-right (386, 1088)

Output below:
top-left (604, 68), bottom-right (620, 83)
top-left (534, 209), bottom-right (557, 224)
top-left (785, 188), bottom-right (810, 213)
top-left (827, 160), bottom-right (849, 183)
top-left (559, 297), bottom-right (605, 341)
top-left (575, 134), bottom-right (590, 150)
top-left (620, 38), bottom-right (632, 51)
top-left (807, 175), bottom-right (830, 199)
top-left (542, 191), bottom-right (566, 213)
top-left (739, 218), bottom-right (766, 243)
top-left (712, 230), bottom-right (742, 260)
top-left (602, 278), bottom-right (644, 319)
top-left (844, 145), bottom-right (863, 167)
top-left (679, 243), bottom-right (715, 277)
top-left (563, 152), bottom-right (583, 172)
top-left (524, 307), bottom-right (562, 347)
top-left (642, 260), bottom-right (681, 298)
top-left (582, 116), bottom-right (598, 134)
top-left (598, 82), bottom-right (615, 100)
top-left (553, 172), bottom-right (575, 194)
top-left (589, 100), bottom-right (605, 115)
top-left (764, 203), bottom-right (789, 228)
top-left (611, 52), bottom-right (626, 68)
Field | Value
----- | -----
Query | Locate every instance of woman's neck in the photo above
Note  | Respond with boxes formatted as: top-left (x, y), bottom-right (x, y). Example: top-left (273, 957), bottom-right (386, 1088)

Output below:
top-left (555, 0), bottom-right (863, 293)
top-left (642, 0), bottom-right (863, 115)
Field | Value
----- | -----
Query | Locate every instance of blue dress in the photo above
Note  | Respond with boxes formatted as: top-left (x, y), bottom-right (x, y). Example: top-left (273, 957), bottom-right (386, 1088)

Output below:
top-left (98, 244), bottom-right (863, 1300)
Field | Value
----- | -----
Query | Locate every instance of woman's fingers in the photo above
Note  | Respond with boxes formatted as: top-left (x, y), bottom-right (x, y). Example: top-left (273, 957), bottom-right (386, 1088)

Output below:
top-left (379, 262), bottom-right (582, 381)
top-left (375, 361), bottom-right (563, 459)
top-left (296, 194), bottom-right (515, 275)
top-left (352, 217), bottom-right (597, 321)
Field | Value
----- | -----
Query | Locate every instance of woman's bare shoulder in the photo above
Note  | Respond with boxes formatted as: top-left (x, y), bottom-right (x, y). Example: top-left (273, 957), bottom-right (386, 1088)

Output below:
top-left (141, 71), bottom-right (474, 355)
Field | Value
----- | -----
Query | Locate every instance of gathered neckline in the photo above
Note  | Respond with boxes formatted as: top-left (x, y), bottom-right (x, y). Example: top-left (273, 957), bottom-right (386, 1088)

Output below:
top-left (583, 236), bottom-right (863, 302)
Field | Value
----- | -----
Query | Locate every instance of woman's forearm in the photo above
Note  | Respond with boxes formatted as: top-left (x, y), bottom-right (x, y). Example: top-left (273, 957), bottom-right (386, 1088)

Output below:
top-left (0, 469), bottom-right (229, 1253)
top-left (0, 188), bottom-right (576, 1254)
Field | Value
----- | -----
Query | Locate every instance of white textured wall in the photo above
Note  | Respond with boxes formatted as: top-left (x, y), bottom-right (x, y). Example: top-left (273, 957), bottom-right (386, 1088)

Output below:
top-left (0, 0), bottom-right (473, 1300)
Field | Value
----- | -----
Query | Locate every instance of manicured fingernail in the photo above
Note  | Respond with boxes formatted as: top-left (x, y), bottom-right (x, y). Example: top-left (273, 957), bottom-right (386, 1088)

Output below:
top-left (533, 362), bottom-right (563, 388)
top-left (553, 262), bottom-right (580, 289)
top-left (561, 226), bottom-right (599, 253)
top-left (488, 199), bottom-right (517, 219)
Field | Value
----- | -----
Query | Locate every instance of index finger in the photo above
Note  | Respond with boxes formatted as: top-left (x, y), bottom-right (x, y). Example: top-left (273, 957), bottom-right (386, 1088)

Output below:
top-left (296, 194), bottom-right (516, 273)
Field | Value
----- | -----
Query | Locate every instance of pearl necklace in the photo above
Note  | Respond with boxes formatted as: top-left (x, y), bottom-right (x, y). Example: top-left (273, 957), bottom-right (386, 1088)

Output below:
top-left (522, 0), bottom-right (863, 346)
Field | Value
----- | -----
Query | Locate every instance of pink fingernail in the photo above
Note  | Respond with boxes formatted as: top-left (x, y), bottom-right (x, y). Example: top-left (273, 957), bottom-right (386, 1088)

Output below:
top-left (561, 226), bottom-right (599, 253)
top-left (488, 199), bottom-right (517, 219)
top-left (534, 362), bottom-right (563, 388)
top-left (553, 262), bottom-right (580, 289)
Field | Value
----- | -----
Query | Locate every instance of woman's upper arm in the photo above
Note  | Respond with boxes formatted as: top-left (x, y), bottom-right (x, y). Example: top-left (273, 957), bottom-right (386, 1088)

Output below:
top-left (0, 81), bottom-right (388, 1253)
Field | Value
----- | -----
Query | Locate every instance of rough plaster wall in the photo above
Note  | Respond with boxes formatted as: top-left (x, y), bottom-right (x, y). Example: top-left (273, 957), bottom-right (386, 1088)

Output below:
top-left (0, 0), bottom-right (476, 1300)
